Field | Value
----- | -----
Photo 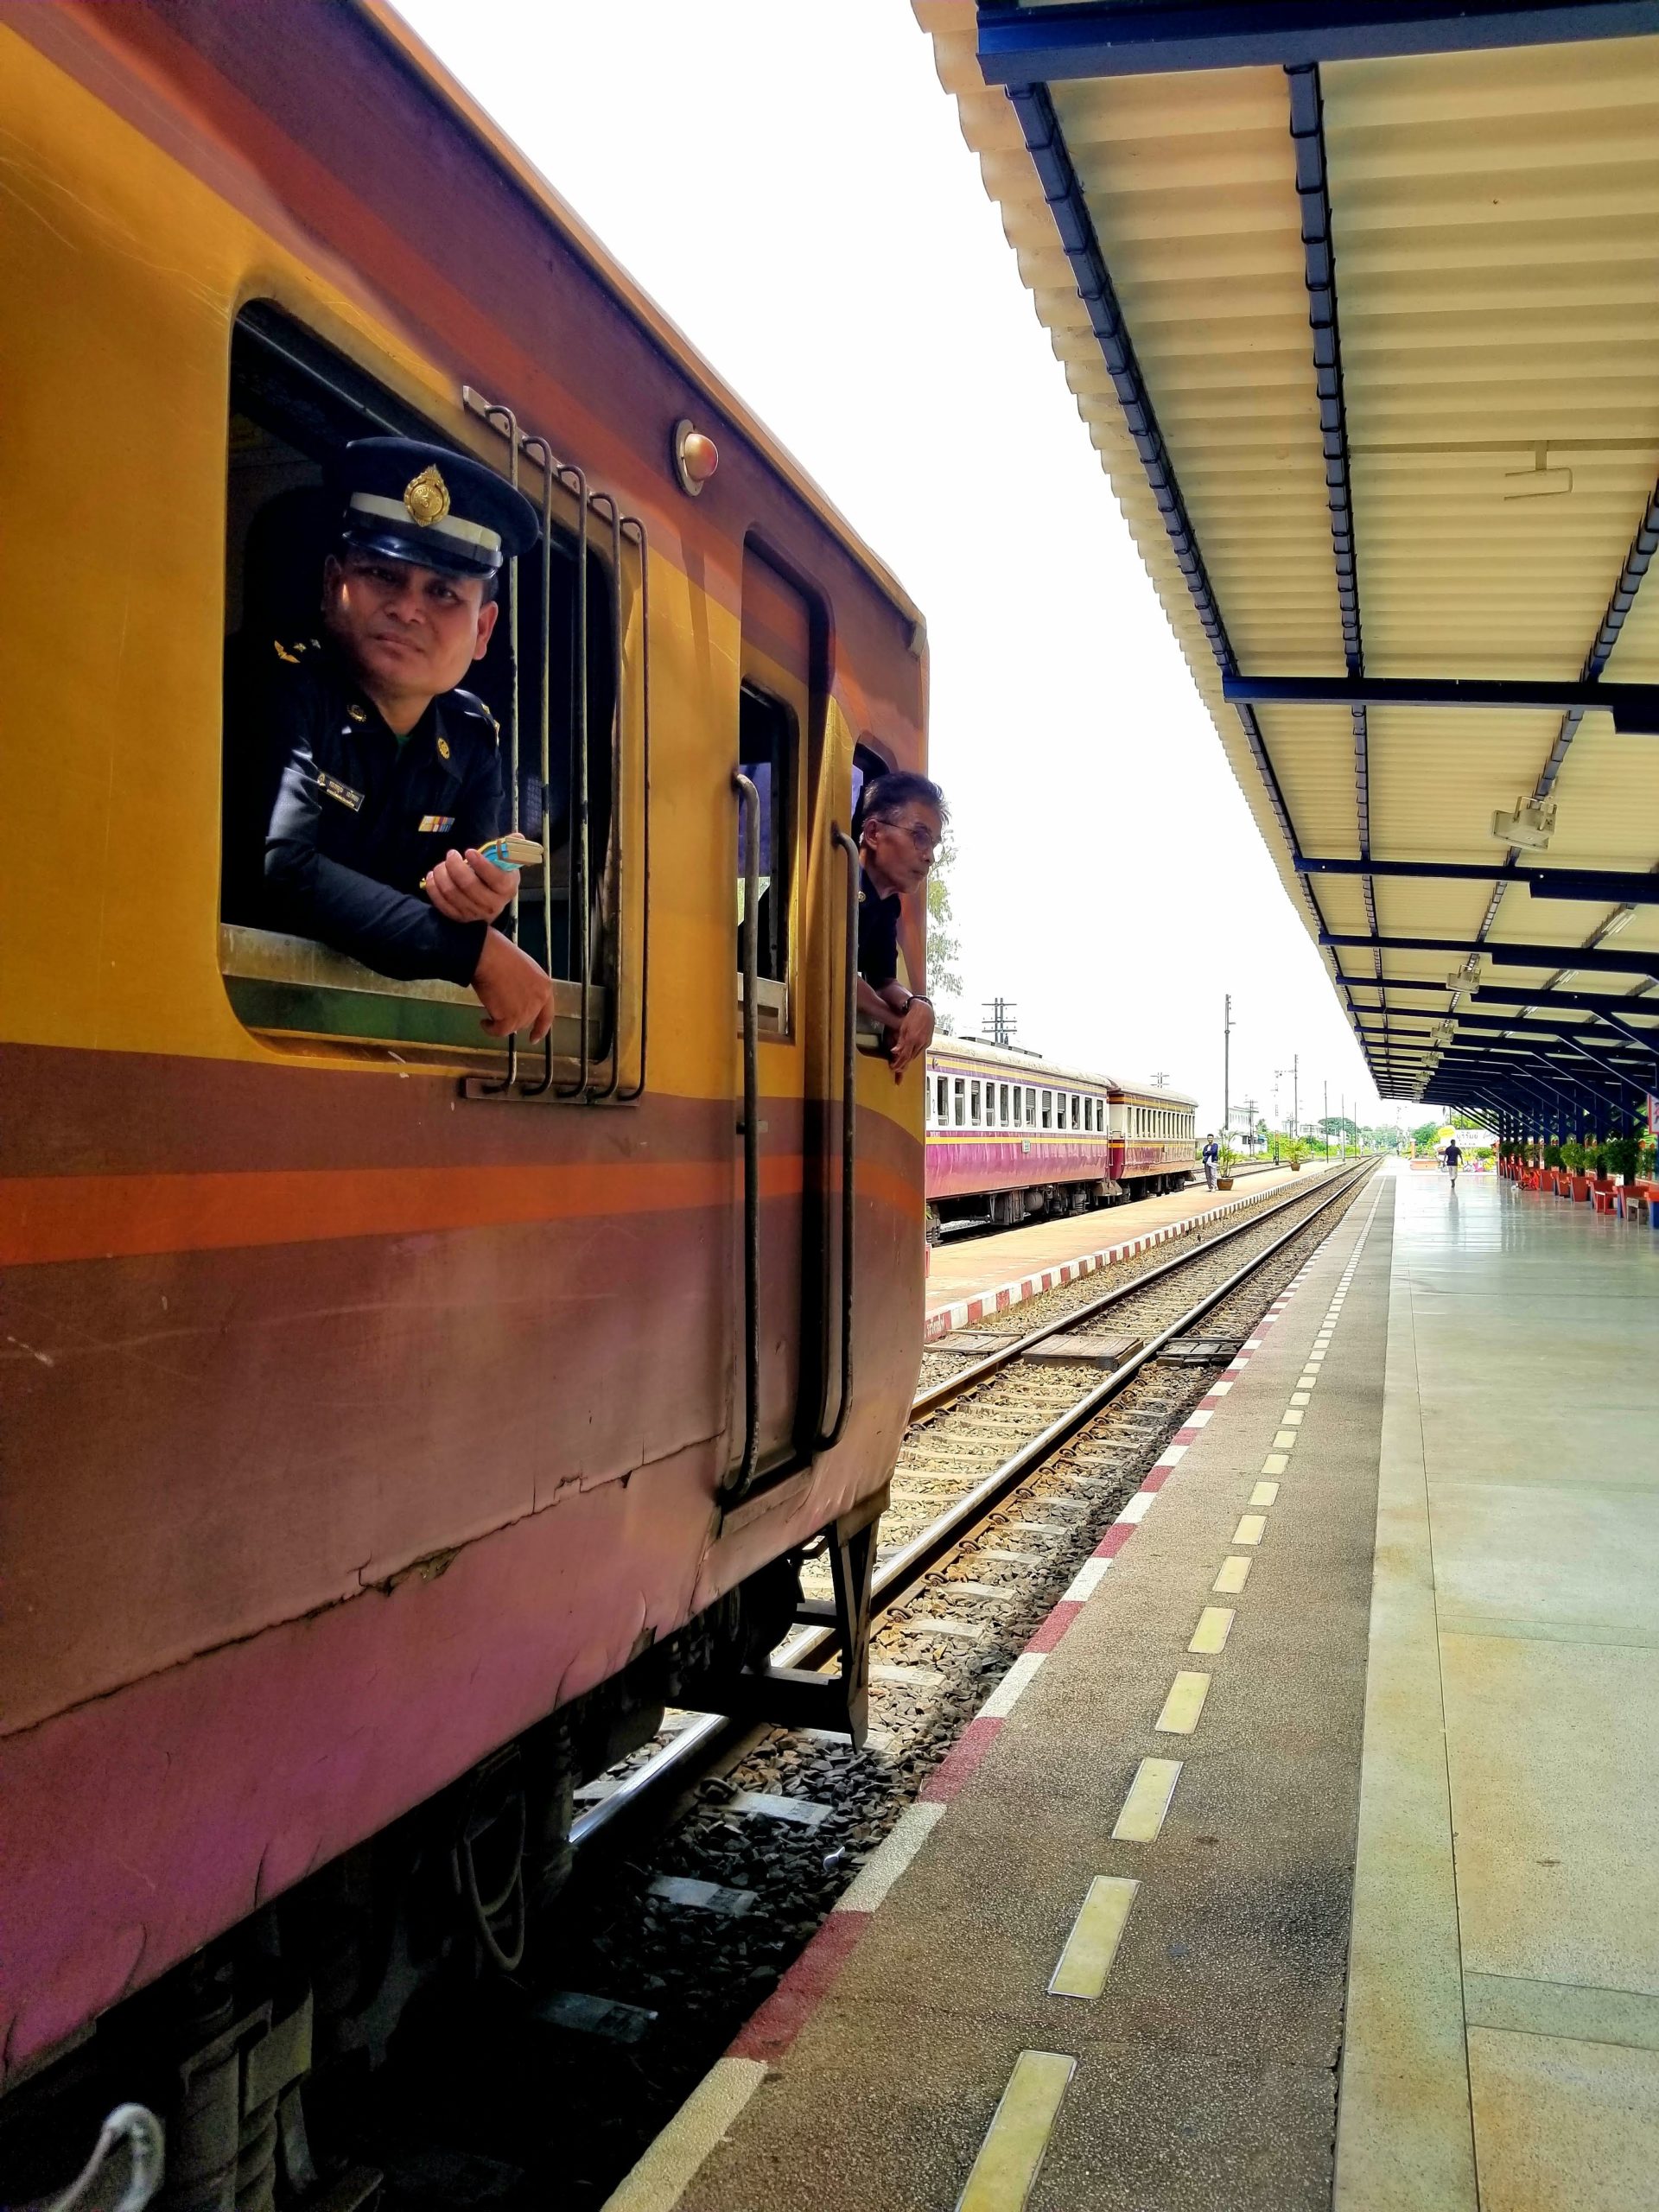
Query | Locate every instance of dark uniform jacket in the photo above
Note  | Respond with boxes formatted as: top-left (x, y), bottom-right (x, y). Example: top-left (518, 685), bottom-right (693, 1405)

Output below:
top-left (225, 637), bottom-right (505, 986)
top-left (856, 873), bottom-right (903, 991)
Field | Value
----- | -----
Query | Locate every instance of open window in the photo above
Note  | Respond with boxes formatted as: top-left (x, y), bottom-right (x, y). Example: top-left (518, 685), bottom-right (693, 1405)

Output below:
top-left (737, 682), bottom-right (795, 994)
top-left (219, 302), bottom-right (620, 1074)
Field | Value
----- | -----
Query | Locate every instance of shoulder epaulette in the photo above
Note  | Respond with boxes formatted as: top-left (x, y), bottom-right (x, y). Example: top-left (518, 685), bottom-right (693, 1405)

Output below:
top-left (449, 687), bottom-right (501, 738)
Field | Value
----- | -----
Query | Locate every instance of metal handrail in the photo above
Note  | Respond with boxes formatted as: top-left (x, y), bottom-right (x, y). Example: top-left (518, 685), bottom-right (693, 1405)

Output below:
top-left (519, 435), bottom-right (559, 1096)
top-left (585, 493), bottom-right (627, 1100)
top-left (480, 402), bottom-right (522, 1094)
top-left (815, 826), bottom-right (860, 1448)
top-left (727, 771), bottom-right (762, 1499)
top-left (616, 513), bottom-right (651, 1102)
top-left (554, 463), bottom-right (592, 1097)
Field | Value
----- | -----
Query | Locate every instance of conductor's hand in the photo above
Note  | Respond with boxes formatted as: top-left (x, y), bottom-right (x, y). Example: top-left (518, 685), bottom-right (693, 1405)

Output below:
top-left (889, 997), bottom-right (935, 1081)
top-left (474, 927), bottom-right (555, 1043)
top-left (425, 847), bottom-right (518, 924)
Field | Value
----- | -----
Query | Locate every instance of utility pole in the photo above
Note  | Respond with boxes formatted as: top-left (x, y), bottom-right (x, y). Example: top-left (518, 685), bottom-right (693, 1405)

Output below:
top-left (1223, 993), bottom-right (1234, 1141)
top-left (1151, 1070), bottom-right (1169, 1088)
top-left (1324, 1077), bottom-right (1329, 1162)
top-left (1293, 1053), bottom-right (1300, 1141)
top-left (982, 997), bottom-right (1017, 1049)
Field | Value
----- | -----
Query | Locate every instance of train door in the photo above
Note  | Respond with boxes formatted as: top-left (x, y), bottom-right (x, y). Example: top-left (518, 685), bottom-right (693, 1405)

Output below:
top-left (730, 544), bottom-right (815, 1486)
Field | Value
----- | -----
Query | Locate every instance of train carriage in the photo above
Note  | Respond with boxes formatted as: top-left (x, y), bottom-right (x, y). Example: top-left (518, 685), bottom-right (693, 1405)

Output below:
top-left (925, 1038), bottom-right (1197, 1231)
top-left (0, 1), bottom-right (930, 2183)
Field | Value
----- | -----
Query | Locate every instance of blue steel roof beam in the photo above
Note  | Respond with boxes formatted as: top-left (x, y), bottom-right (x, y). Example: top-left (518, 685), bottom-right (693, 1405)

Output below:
top-left (977, 4), bottom-right (1659, 81)
top-left (998, 77), bottom-right (1365, 1024)
top-left (1285, 60), bottom-right (1379, 993)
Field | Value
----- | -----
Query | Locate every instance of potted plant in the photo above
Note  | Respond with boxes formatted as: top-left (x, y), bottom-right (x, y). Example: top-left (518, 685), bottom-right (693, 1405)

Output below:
top-left (1586, 1139), bottom-right (1614, 1206)
top-left (1558, 1139), bottom-right (1586, 1201)
top-left (1217, 1140), bottom-right (1238, 1192)
top-left (1545, 1141), bottom-right (1567, 1197)
top-left (1603, 1131), bottom-right (1641, 1217)
top-left (1285, 1137), bottom-right (1308, 1173)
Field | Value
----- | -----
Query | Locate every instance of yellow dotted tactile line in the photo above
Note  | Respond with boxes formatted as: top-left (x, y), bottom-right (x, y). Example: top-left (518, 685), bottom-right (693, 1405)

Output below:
top-left (954, 1199), bottom-right (1382, 2208)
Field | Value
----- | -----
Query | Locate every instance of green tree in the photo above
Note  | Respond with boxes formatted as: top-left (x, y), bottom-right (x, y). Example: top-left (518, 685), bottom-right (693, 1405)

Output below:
top-left (926, 833), bottom-right (963, 1027)
top-left (1411, 1120), bottom-right (1440, 1150)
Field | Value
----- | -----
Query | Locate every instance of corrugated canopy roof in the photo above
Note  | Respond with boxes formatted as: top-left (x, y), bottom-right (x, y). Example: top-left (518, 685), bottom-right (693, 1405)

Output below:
top-left (918, 1), bottom-right (1659, 1126)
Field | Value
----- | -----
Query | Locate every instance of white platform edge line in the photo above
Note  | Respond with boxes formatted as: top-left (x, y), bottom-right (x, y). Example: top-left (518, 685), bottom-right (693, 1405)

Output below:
top-left (598, 2055), bottom-right (768, 2212)
top-left (835, 1801), bottom-right (948, 1914)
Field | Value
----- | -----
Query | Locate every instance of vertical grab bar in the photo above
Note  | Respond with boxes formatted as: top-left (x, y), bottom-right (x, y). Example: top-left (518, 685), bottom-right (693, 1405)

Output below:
top-left (521, 436), bottom-right (558, 1096)
top-left (728, 770), bottom-right (762, 1498)
top-left (587, 494), bottom-right (627, 1101)
top-left (817, 827), bottom-right (860, 1449)
top-left (480, 404), bottom-right (522, 1092)
top-left (556, 467), bottom-right (592, 1099)
top-left (616, 514), bottom-right (651, 1102)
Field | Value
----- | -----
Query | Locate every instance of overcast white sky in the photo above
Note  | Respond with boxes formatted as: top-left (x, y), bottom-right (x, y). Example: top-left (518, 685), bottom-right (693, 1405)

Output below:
top-left (396, 0), bottom-right (1430, 1135)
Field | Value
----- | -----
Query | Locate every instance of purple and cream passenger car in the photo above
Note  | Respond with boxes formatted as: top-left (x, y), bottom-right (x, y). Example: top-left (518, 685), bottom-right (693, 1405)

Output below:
top-left (925, 1037), bottom-right (1197, 1232)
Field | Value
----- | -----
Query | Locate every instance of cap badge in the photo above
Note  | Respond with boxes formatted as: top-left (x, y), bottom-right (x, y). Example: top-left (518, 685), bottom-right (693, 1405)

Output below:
top-left (437, 735), bottom-right (452, 760)
top-left (404, 465), bottom-right (452, 529)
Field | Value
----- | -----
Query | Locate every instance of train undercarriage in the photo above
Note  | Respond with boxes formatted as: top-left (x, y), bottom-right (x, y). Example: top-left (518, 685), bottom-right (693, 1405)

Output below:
top-left (928, 1171), bottom-right (1193, 1239)
top-left (1, 1520), bottom-right (877, 2212)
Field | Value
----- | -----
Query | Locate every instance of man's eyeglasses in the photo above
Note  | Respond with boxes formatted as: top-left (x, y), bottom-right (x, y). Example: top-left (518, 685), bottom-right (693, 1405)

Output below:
top-left (872, 816), bottom-right (940, 861)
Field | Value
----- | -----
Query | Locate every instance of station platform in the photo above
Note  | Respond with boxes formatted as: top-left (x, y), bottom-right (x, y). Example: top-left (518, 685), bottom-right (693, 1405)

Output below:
top-left (925, 1159), bottom-right (1342, 1341)
top-left (613, 1162), bottom-right (1659, 2212)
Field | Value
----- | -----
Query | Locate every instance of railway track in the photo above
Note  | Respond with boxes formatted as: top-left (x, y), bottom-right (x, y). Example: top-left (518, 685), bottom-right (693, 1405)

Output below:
top-left (576, 1156), bottom-right (1376, 1853)
top-left (352, 1160), bottom-right (1381, 2211)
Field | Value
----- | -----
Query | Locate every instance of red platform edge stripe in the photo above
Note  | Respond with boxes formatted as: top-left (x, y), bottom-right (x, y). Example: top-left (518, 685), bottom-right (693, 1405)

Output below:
top-left (718, 1250), bottom-right (1319, 2075)
top-left (727, 1908), bottom-right (870, 2062)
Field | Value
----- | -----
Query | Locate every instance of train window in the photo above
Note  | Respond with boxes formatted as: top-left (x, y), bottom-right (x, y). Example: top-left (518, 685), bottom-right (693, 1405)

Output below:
top-left (1026, 1086), bottom-right (1037, 1125)
top-left (1071, 1095), bottom-right (1080, 1131)
top-left (738, 683), bottom-right (795, 986)
top-left (219, 302), bottom-right (620, 1072)
top-left (1000, 1082), bottom-right (1011, 1124)
top-left (935, 1074), bottom-right (948, 1126)
top-left (953, 1077), bottom-right (966, 1128)
top-left (970, 1078), bottom-right (982, 1127)
top-left (1012, 1087), bottom-right (1022, 1128)
top-left (1039, 1090), bottom-right (1051, 1129)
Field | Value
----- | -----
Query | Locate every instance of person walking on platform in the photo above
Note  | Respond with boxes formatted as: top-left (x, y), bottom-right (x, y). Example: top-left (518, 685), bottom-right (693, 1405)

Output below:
top-left (1202, 1132), bottom-right (1220, 1192)
top-left (1442, 1135), bottom-right (1463, 1186)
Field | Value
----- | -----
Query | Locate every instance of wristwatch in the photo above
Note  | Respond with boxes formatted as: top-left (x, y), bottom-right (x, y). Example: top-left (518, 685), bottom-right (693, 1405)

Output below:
top-left (906, 993), bottom-right (933, 1013)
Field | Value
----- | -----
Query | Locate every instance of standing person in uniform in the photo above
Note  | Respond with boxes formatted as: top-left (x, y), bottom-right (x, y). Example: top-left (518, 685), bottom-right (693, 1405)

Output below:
top-left (228, 437), bottom-right (556, 1042)
top-left (852, 771), bottom-right (945, 1082)
top-left (1202, 1132), bottom-right (1220, 1192)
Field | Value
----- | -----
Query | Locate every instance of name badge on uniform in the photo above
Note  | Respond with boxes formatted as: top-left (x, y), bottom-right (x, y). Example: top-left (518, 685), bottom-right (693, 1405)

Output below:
top-left (318, 772), bottom-right (364, 811)
top-left (418, 815), bottom-right (456, 834)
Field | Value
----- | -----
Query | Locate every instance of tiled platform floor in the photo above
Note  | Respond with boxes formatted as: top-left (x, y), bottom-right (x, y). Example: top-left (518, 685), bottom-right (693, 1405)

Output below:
top-left (607, 1164), bottom-right (1659, 2212)
top-left (1337, 1163), bottom-right (1659, 2211)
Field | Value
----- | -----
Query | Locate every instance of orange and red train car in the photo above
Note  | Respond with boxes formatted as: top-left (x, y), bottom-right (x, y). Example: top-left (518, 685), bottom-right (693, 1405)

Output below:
top-left (0, 2), bottom-right (929, 2178)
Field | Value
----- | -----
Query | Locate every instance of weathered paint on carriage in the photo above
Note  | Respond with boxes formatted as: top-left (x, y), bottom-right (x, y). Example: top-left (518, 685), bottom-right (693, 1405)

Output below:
top-left (0, 3), bottom-right (927, 2078)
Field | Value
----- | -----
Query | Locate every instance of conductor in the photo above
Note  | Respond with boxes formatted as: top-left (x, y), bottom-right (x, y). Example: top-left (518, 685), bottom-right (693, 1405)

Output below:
top-left (231, 436), bottom-right (556, 1042)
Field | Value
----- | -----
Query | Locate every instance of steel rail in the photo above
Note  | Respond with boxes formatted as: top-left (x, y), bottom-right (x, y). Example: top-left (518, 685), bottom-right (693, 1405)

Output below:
top-left (913, 1159), bottom-right (1365, 1417)
top-left (571, 1158), bottom-right (1377, 1855)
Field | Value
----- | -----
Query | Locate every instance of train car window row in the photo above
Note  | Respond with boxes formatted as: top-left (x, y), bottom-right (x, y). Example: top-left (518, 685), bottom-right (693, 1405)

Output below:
top-left (219, 302), bottom-right (625, 1076)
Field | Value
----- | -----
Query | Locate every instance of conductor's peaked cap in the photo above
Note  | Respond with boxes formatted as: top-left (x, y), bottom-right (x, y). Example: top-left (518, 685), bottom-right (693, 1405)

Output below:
top-left (338, 437), bottom-right (540, 579)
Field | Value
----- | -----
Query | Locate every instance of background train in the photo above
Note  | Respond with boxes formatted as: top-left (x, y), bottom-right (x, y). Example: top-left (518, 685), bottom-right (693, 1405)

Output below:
top-left (925, 1038), bottom-right (1198, 1232)
top-left (0, 4), bottom-right (929, 2198)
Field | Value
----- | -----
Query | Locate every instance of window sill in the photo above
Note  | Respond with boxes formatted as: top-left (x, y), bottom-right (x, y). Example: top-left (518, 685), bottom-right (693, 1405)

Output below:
top-left (220, 924), bottom-right (607, 1075)
top-left (736, 970), bottom-right (791, 1040)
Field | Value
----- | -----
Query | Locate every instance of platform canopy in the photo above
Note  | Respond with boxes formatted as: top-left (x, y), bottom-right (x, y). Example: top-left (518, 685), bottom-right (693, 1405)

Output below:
top-left (918, 1), bottom-right (1659, 1122)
